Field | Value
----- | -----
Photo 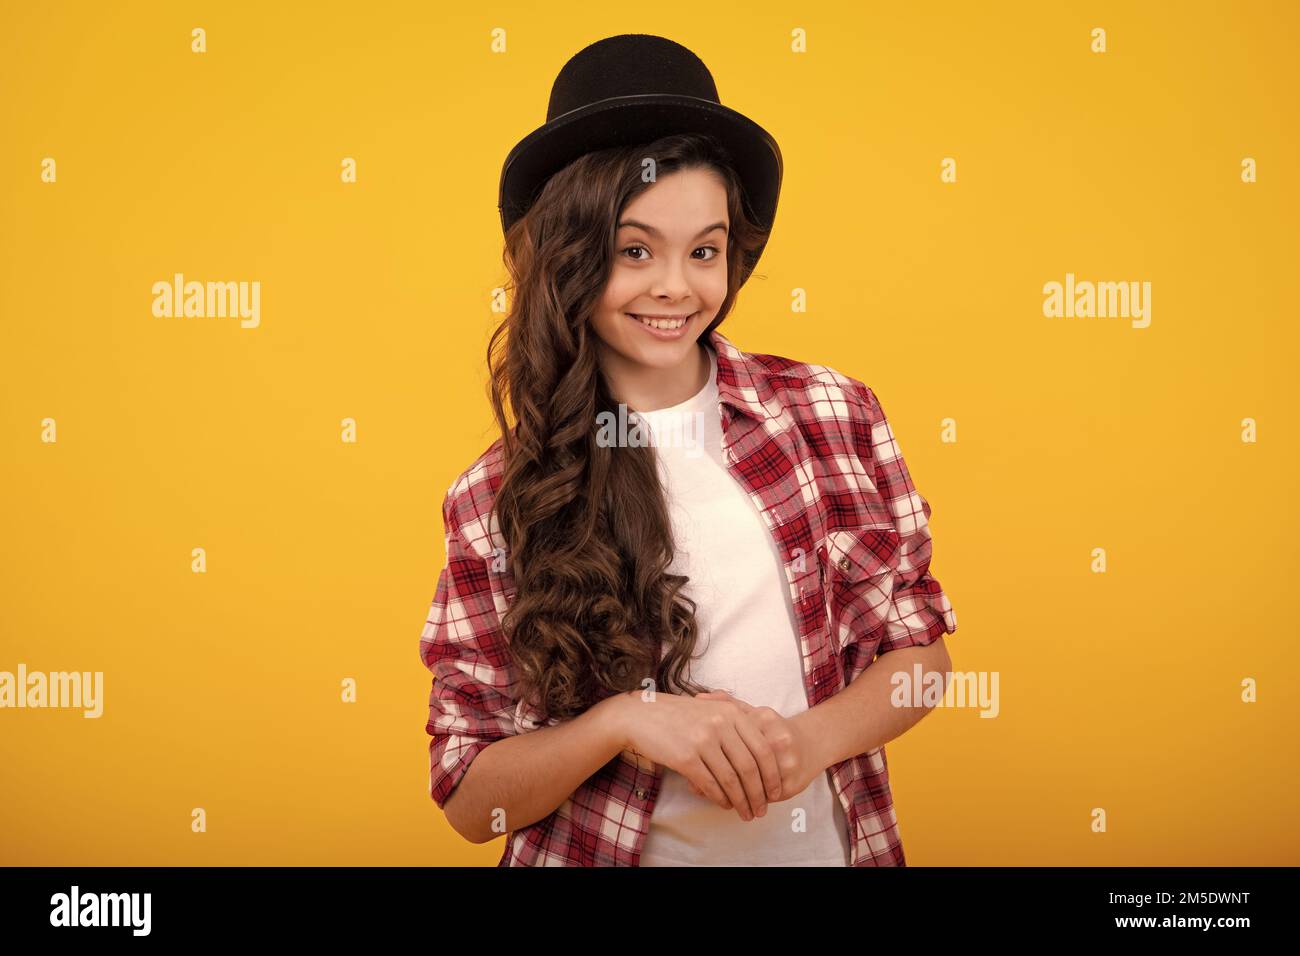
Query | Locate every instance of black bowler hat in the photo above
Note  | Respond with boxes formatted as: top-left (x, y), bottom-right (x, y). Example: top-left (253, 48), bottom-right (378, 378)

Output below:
top-left (498, 33), bottom-right (783, 286)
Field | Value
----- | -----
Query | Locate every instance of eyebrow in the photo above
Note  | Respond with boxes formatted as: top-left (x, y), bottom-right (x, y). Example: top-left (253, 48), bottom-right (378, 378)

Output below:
top-left (617, 219), bottom-right (728, 240)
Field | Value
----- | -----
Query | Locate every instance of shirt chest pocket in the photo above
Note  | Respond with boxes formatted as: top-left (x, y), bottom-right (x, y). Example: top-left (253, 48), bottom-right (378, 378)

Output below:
top-left (820, 527), bottom-right (901, 654)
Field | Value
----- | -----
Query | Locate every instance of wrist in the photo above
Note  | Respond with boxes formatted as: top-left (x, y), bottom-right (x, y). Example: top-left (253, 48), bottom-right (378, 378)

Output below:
top-left (596, 689), bottom-right (637, 755)
top-left (791, 706), bottom-right (836, 773)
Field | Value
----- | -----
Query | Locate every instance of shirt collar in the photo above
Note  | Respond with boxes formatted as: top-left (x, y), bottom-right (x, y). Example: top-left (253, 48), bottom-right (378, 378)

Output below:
top-left (707, 327), bottom-right (771, 425)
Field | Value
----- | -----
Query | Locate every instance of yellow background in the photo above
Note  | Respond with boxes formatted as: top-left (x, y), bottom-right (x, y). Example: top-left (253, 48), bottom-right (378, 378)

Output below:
top-left (2, 1), bottom-right (1296, 865)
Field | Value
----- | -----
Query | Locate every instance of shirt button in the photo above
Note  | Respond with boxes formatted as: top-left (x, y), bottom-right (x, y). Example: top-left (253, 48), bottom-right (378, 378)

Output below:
top-left (838, 557), bottom-right (851, 571)
top-left (634, 788), bottom-right (648, 800)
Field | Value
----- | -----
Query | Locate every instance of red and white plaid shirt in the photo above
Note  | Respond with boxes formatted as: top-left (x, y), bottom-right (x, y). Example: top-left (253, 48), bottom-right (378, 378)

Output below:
top-left (419, 327), bottom-right (958, 866)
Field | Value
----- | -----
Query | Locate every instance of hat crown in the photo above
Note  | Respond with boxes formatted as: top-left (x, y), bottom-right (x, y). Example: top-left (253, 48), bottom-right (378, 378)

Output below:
top-left (547, 34), bottom-right (721, 121)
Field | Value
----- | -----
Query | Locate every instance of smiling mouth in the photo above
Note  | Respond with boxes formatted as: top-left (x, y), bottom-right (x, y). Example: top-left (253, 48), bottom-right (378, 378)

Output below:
top-left (626, 312), bottom-right (697, 330)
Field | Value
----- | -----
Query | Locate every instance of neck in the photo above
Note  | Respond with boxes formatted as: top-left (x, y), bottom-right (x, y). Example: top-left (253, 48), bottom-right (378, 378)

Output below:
top-left (600, 340), bottom-right (711, 413)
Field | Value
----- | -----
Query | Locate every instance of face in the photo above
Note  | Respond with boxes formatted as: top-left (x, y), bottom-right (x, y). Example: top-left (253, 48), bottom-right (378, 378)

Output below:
top-left (591, 167), bottom-right (729, 375)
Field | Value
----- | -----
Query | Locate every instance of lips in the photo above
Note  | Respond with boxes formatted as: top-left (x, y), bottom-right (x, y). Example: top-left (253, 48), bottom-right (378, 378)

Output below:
top-left (627, 312), bottom-right (696, 330)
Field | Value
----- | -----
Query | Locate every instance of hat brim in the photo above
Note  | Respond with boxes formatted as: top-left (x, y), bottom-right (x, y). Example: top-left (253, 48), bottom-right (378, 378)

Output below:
top-left (499, 94), bottom-right (782, 258)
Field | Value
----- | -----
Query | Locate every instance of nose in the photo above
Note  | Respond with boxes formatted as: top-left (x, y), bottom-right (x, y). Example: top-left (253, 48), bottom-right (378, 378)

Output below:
top-left (648, 256), bottom-right (692, 303)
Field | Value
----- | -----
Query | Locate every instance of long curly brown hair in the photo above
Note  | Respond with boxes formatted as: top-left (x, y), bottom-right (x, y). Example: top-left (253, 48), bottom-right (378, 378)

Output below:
top-left (485, 132), bottom-right (771, 724)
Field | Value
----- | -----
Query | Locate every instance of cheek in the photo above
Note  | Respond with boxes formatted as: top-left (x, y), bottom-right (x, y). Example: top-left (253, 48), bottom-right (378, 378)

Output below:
top-left (597, 272), bottom-right (634, 314)
top-left (699, 270), bottom-right (728, 305)
top-left (589, 295), bottom-right (631, 346)
top-left (602, 261), bottom-right (638, 294)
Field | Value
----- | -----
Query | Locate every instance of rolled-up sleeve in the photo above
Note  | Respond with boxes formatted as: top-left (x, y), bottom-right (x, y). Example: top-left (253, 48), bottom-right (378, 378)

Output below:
top-left (854, 383), bottom-right (959, 655)
top-left (419, 493), bottom-right (518, 810)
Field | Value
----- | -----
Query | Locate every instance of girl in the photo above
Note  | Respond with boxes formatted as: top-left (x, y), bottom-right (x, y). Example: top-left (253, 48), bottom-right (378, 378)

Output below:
top-left (420, 33), bottom-right (958, 867)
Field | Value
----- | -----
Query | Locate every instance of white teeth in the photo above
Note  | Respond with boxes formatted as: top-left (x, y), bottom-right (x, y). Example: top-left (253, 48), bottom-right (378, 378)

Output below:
top-left (631, 313), bottom-right (692, 330)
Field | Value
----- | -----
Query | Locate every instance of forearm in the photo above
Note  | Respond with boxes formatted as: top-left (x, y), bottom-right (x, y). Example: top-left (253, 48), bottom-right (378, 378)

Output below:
top-left (794, 640), bottom-right (951, 771)
top-left (443, 692), bottom-right (630, 844)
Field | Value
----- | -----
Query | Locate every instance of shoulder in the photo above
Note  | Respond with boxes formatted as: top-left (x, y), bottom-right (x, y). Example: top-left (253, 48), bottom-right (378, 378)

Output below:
top-left (737, 342), bottom-right (885, 428)
top-left (440, 436), bottom-right (508, 561)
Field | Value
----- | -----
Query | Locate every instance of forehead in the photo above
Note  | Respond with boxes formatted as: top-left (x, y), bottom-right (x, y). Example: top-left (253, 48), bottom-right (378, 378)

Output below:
top-left (618, 168), bottom-right (729, 235)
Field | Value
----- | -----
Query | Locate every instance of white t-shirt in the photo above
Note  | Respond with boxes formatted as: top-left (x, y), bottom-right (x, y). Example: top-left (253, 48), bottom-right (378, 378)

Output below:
top-left (633, 343), bottom-right (852, 867)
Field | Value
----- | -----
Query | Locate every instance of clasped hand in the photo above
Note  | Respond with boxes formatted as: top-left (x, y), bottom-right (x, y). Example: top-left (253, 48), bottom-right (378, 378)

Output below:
top-left (619, 688), bottom-right (822, 822)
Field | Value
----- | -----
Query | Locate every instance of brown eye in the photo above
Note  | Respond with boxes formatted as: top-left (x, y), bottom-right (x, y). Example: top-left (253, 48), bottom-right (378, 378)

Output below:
top-left (694, 246), bottom-right (720, 261)
top-left (621, 245), bottom-right (649, 261)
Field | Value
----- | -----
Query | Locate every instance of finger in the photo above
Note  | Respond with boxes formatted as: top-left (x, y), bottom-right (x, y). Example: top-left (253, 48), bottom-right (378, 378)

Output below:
top-left (718, 724), bottom-right (769, 819)
top-left (700, 743), bottom-right (751, 819)
top-left (684, 757), bottom-right (732, 810)
top-left (729, 711), bottom-right (783, 803)
top-left (698, 696), bottom-right (775, 804)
